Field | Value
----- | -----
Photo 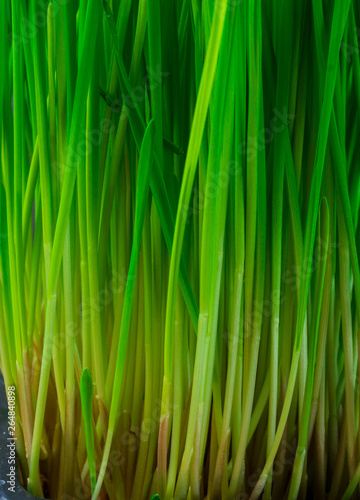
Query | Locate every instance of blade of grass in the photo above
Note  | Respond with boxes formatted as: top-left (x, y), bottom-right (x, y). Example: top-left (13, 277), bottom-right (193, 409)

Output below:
top-left (101, 0), bottom-right (199, 331)
top-left (91, 118), bottom-right (156, 500)
top-left (28, 0), bottom-right (103, 491)
top-left (80, 368), bottom-right (97, 495)
top-left (288, 197), bottom-right (330, 497)
top-left (250, 2), bottom-right (352, 496)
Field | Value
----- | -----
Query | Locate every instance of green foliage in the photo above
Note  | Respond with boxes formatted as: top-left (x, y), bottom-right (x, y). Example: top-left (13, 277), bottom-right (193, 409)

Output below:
top-left (1, 0), bottom-right (360, 499)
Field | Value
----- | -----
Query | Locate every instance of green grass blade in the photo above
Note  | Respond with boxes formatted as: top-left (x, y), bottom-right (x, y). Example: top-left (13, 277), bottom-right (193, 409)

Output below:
top-left (28, 0), bottom-right (103, 491)
top-left (101, 0), bottom-right (199, 330)
top-left (92, 118), bottom-right (156, 500)
top-left (80, 368), bottom-right (97, 495)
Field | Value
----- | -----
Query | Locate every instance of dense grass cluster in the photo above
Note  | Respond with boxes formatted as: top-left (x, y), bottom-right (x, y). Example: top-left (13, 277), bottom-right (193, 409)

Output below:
top-left (1, 0), bottom-right (360, 498)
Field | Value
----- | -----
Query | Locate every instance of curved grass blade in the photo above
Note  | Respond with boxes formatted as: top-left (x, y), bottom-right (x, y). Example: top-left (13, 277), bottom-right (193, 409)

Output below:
top-left (250, 1), bottom-right (352, 497)
top-left (28, 0), bottom-right (103, 491)
top-left (102, 0), bottom-right (199, 331)
top-left (92, 119), bottom-right (156, 500)
top-left (288, 198), bottom-right (330, 498)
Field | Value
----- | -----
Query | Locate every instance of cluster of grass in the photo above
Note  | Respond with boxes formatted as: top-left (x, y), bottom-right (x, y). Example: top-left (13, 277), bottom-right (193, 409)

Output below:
top-left (1, 0), bottom-right (360, 498)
